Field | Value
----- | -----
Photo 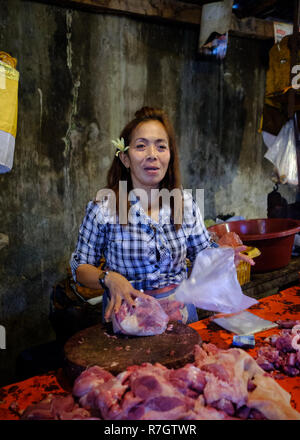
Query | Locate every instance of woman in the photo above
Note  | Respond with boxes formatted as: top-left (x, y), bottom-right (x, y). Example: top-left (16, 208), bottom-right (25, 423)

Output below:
top-left (70, 107), bottom-right (253, 324)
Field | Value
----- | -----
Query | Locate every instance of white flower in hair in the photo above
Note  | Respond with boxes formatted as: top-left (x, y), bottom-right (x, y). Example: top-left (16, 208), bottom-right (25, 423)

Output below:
top-left (111, 137), bottom-right (130, 157)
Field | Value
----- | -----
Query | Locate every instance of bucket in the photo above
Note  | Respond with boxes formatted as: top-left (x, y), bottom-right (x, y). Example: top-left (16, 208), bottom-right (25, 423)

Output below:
top-left (209, 218), bottom-right (300, 273)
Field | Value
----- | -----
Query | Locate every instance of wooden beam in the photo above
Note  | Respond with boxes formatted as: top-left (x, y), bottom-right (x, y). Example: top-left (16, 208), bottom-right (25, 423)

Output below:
top-left (229, 14), bottom-right (274, 39)
top-left (35, 0), bottom-right (203, 25)
top-left (31, 0), bottom-right (277, 39)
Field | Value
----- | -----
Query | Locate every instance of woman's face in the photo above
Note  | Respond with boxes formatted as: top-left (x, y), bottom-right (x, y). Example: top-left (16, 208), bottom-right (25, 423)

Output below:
top-left (121, 120), bottom-right (171, 191)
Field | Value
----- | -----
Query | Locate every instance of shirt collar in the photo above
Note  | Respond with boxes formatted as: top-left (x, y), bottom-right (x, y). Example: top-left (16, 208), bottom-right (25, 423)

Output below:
top-left (128, 193), bottom-right (172, 227)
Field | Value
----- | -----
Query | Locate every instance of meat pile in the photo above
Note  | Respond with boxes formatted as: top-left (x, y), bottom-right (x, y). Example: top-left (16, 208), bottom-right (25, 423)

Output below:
top-left (111, 296), bottom-right (169, 336)
top-left (21, 394), bottom-right (100, 420)
top-left (21, 343), bottom-right (300, 420)
top-left (255, 319), bottom-right (300, 377)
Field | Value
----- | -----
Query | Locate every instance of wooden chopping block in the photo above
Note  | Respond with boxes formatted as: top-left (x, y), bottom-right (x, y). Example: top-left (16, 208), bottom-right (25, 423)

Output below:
top-left (64, 322), bottom-right (201, 383)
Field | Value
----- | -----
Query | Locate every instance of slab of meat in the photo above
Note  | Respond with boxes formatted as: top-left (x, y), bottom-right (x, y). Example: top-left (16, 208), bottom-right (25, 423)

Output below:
top-left (168, 364), bottom-right (206, 398)
top-left (194, 343), bottom-right (300, 420)
top-left (73, 365), bottom-right (115, 409)
top-left (157, 297), bottom-right (185, 322)
top-left (111, 296), bottom-right (169, 336)
top-left (123, 363), bottom-right (195, 420)
top-left (185, 395), bottom-right (238, 420)
top-left (218, 231), bottom-right (243, 248)
top-left (194, 343), bottom-right (264, 409)
top-left (21, 394), bottom-right (100, 420)
top-left (255, 323), bottom-right (300, 376)
top-left (247, 374), bottom-right (300, 420)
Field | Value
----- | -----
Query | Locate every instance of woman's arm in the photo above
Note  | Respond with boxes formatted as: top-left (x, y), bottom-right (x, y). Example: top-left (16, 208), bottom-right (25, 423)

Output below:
top-left (76, 264), bottom-right (106, 290)
top-left (70, 201), bottom-right (105, 283)
top-left (72, 201), bottom-right (148, 321)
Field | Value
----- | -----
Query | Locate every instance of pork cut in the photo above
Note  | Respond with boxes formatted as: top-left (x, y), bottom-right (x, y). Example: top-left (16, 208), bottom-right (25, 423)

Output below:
top-left (111, 295), bottom-right (169, 336)
top-left (255, 322), bottom-right (300, 376)
top-left (194, 343), bottom-right (300, 420)
top-left (247, 374), bottom-right (300, 420)
top-left (194, 343), bottom-right (264, 409)
top-left (218, 232), bottom-right (243, 248)
top-left (21, 394), bottom-right (100, 420)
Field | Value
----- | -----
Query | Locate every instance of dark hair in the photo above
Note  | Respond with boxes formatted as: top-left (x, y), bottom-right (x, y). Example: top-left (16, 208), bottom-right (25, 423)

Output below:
top-left (105, 107), bottom-right (182, 227)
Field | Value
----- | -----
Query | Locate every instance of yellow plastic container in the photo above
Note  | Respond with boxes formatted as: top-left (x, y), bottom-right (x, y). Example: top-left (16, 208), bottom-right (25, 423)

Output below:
top-left (237, 247), bottom-right (261, 285)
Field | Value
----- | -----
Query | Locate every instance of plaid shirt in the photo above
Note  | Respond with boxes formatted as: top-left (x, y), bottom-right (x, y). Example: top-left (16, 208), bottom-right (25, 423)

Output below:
top-left (70, 192), bottom-right (212, 291)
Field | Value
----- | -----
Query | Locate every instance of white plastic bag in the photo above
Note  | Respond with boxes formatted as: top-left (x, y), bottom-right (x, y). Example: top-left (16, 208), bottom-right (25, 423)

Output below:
top-left (175, 247), bottom-right (258, 314)
top-left (264, 119), bottom-right (298, 185)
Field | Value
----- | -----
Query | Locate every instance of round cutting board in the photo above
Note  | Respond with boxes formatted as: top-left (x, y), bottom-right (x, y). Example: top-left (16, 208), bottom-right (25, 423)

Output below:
top-left (64, 322), bottom-right (201, 382)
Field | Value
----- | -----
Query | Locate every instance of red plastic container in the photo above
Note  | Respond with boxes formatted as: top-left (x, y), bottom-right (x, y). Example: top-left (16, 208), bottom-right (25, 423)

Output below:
top-left (208, 218), bottom-right (300, 273)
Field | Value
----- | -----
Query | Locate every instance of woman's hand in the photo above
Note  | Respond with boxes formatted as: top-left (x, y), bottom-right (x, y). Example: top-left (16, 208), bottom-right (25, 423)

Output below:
top-left (104, 272), bottom-right (149, 321)
top-left (233, 245), bottom-right (255, 267)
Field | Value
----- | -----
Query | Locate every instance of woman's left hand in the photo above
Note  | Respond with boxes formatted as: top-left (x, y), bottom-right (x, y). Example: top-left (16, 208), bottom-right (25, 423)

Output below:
top-left (233, 245), bottom-right (255, 267)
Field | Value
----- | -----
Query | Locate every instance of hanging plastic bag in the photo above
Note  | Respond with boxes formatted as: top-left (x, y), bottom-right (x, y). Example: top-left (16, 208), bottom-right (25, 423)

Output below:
top-left (174, 247), bottom-right (258, 314)
top-left (264, 119), bottom-right (298, 186)
top-left (0, 52), bottom-right (19, 174)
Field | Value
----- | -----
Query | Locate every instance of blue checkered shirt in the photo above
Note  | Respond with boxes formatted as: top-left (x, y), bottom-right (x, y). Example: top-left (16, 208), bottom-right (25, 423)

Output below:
top-left (70, 193), bottom-right (212, 291)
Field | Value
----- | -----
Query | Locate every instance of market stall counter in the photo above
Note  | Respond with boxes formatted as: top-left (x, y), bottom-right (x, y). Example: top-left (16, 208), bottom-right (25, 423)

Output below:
top-left (0, 285), bottom-right (299, 420)
top-left (190, 285), bottom-right (300, 413)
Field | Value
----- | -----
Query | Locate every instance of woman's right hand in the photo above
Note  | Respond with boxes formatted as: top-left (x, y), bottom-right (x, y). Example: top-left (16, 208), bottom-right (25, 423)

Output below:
top-left (104, 271), bottom-right (149, 322)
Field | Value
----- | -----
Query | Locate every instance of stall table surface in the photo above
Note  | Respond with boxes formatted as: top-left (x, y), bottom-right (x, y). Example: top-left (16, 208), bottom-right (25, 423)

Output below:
top-left (0, 285), bottom-right (300, 420)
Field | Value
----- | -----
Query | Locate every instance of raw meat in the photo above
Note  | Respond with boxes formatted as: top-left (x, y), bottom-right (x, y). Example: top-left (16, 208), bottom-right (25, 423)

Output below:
top-left (169, 364), bottom-right (206, 398)
top-left (218, 232), bottom-right (243, 248)
top-left (71, 343), bottom-right (300, 420)
top-left (21, 394), bottom-right (100, 420)
top-left (123, 363), bottom-right (195, 420)
top-left (158, 298), bottom-right (185, 322)
top-left (277, 319), bottom-right (300, 329)
top-left (111, 295), bottom-right (169, 336)
top-left (247, 374), bottom-right (300, 420)
top-left (194, 343), bottom-right (264, 409)
top-left (187, 395), bottom-right (238, 420)
top-left (255, 323), bottom-right (300, 376)
top-left (73, 365), bottom-right (115, 409)
top-left (75, 362), bottom-right (194, 420)
top-left (21, 343), bottom-right (300, 420)
top-left (194, 343), bottom-right (300, 420)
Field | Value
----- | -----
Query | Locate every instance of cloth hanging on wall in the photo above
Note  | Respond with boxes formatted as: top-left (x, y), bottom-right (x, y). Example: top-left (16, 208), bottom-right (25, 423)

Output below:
top-left (0, 52), bottom-right (19, 173)
top-left (261, 35), bottom-right (300, 136)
